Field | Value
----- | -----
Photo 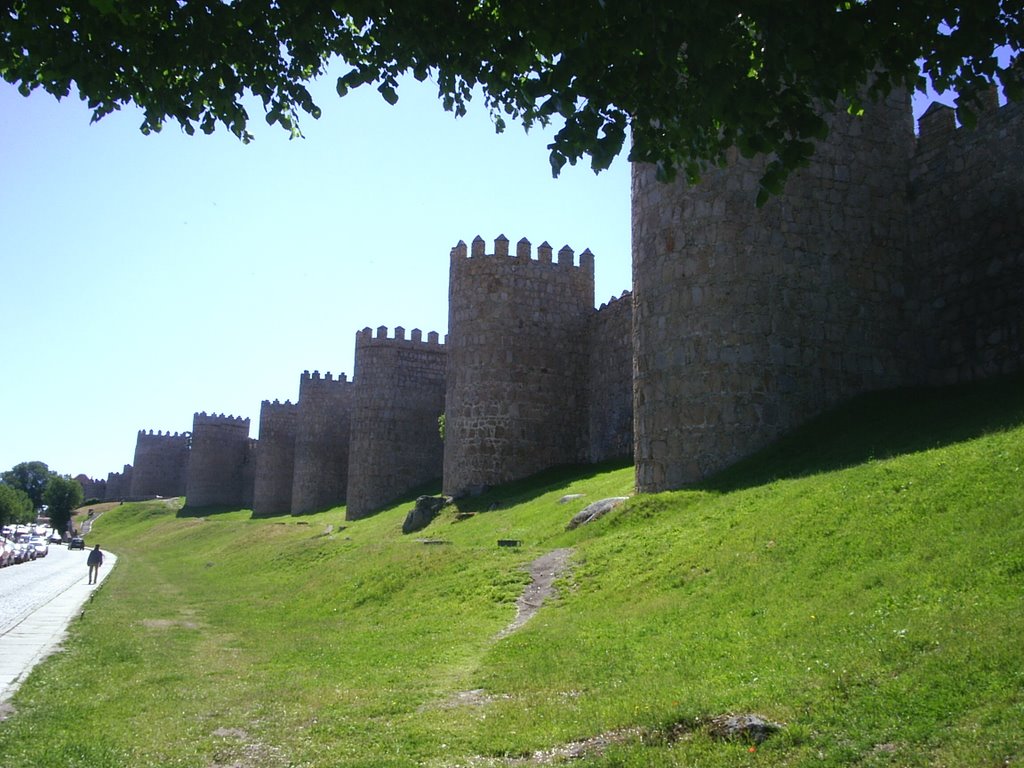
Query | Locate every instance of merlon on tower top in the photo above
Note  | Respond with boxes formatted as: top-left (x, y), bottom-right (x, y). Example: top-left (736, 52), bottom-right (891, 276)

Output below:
top-left (355, 326), bottom-right (445, 348)
top-left (916, 86), bottom-right (1003, 148)
top-left (193, 412), bottom-right (250, 426)
top-left (450, 235), bottom-right (595, 273)
top-left (299, 370), bottom-right (349, 383)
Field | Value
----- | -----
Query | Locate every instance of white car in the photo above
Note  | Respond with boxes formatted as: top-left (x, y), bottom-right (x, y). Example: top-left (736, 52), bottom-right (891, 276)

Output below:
top-left (13, 540), bottom-right (34, 563)
top-left (29, 536), bottom-right (49, 558)
top-left (0, 538), bottom-right (15, 567)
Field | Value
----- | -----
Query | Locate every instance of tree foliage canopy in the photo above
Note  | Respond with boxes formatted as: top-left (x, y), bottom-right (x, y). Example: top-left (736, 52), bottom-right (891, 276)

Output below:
top-left (42, 475), bottom-right (84, 535)
top-left (1, 1), bottom-right (1020, 191)
top-left (0, 483), bottom-right (34, 527)
top-left (2, 460), bottom-right (52, 511)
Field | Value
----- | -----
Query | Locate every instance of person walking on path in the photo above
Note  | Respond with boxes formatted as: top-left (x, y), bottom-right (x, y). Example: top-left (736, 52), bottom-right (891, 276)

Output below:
top-left (87, 544), bottom-right (104, 585)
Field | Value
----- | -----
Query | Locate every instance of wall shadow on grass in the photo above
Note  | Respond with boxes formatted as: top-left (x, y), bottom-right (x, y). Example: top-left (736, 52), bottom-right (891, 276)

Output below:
top-left (170, 372), bottom-right (1024, 521)
top-left (177, 503), bottom-right (250, 519)
top-left (701, 371), bottom-right (1024, 494)
top-left (451, 456), bottom-right (635, 515)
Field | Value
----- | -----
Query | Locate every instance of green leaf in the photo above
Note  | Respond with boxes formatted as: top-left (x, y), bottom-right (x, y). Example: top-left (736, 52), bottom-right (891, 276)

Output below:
top-left (957, 105), bottom-right (977, 130)
top-left (88, 0), bottom-right (118, 15)
top-left (378, 83), bottom-right (399, 105)
top-left (549, 150), bottom-right (568, 177)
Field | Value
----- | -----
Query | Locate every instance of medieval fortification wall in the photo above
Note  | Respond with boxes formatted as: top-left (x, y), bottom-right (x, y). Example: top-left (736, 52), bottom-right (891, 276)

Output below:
top-left (75, 474), bottom-right (106, 501)
top-left (130, 429), bottom-right (189, 499)
top-left (291, 371), bottom-right (353, 515)
top-left (908, 92), bottom-right (1024, 384)
top-left (93, 84), bottom-right (1020, 513)
top-left (185, 413), bottom-right (252, 508)
top-left (632, 87), bottom-right (1023, 493)
top-left (588, 290), bottom-right (634, 464)
top-left (104, 464), bottom-right (132, 501)
top-left (346, 326), bottom-right (447, 519)
top-left (443, 236), bottom-right (596, 497)
top-left (252, 399), bottom-right (299, 517)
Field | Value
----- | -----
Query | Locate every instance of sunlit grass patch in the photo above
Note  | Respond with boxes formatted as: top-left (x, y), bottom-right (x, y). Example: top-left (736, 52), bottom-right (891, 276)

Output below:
top-left (2, 376), bottom-right (1023, 766)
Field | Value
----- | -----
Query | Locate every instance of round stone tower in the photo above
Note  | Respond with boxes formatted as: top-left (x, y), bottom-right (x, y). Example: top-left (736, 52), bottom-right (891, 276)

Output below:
top-left (443, 234), bottom-right (595, 498)
top-left (291, 371), bottom-right (353, 515)
top-left (130, 429), bottom-right (189, 499)
top-left (631, 88), bottom-right (914, 493)
top-left (252, 399), bottom-right (299, 518)
top-left (346, 326), bottom-right (447, 519)
top-left (185, 412), bottom-right (252, 508)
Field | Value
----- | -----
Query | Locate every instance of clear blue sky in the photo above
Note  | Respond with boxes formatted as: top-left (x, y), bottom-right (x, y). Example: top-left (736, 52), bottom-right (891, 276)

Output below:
top-left (0, 73), bottom-right (633, 480)
top-left (0, 62), bottom-right (980, 483)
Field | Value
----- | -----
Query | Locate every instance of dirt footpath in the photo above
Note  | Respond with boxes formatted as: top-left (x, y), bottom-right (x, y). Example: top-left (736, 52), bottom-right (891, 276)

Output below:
top-left (497, 547), bottom-right (573, 638)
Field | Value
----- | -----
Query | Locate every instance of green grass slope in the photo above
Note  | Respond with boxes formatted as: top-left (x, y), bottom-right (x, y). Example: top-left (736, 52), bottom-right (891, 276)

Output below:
top-left (1, 375), bottom-right (1022, 768)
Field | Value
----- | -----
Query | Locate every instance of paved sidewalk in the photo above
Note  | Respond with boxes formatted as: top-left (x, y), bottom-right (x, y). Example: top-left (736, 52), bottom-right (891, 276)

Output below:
top-left (0, 552), bottom-right (117, 706)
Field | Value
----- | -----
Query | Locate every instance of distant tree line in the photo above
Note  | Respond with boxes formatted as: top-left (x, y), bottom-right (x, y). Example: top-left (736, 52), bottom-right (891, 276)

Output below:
top-left (0, 461), bottom-right (83, 535)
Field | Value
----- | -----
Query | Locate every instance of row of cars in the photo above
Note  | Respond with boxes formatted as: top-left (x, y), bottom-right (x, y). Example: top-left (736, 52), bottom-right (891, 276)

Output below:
top-left (0, 524), bottom-right (65, 567)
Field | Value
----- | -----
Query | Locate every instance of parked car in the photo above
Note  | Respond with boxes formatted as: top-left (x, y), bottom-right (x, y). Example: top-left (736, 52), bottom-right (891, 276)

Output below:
top-left (0, 538), bottom-right (15, 567)
top-left (29, 537), bottom-right (48, 557)
top-left (14, 540), bottom-right (35, 562)
top-left (68, 536), bottom-right (86, 550)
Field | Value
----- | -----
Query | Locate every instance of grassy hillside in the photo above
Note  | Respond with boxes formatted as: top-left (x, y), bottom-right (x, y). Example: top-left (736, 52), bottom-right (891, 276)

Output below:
top-left (1, 374), bottom-right (1022, 767)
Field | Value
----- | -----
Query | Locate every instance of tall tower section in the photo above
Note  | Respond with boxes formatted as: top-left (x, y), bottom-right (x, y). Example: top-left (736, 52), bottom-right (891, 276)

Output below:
top-left (105, 464), bottom-right (133, 501)
top-left (129, 429), bottom-right (189, 499)
top-left (632, 88), bottom-right (914, 493)
top-left (291, 371), bottom-right (353, 515)
top-left (444, 235), bottom-right (595, 498)
top-left (252, 399), bottom-right (299, 518)
top-left (346, 326), bottom-right (447, 520)
top-left (74, 474), bottom-right (105, 501)
top-left (908, 91), bottom-right (1024, 384)
top-left (185, 412), bottom-right (252, 508)
top-left (588, 291), bottom-right (634, 463)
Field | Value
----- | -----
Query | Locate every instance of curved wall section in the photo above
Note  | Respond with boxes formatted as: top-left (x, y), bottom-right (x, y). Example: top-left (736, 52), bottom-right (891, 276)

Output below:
top-left (443, 235), bottom-right (595, 497)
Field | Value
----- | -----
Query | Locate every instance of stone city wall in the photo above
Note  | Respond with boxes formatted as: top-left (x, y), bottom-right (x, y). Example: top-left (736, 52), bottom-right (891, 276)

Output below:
top-left (346, 326), bottom-right (447, 519)
top-left (290, 371), bottom-right (353, 515)
top-left (252, 399), bottom-right (299, 518)
top-left (632, 89), bottom-right (915, 492)
top-left (185, 412), bottom-right (252, 508)
top-left (908, 92), bottom-right (1024, 385)
top-left (74, 474), bottom-right (106, 502)
top-left (130, 429), bottom-right (189, 499)
top-left (588, 290), bottom-right (634, 463)
top-left (91, 85), bottom-right (1020, 510)
top-left (443, 235), bottom-right (596, 497)
top-left (104, 464), bottom-right (133, 501)
top-left (632, 86), bottom-right (1024, 493)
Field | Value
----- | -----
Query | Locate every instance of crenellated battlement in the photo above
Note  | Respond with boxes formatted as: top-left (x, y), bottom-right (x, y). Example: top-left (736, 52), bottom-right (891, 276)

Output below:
top-left (297, 369), bottom-right (353, 410)
top-left (97, 70), bottom-right (1021, 515)
top-left (354, 325), bottom-right (445, 349)
top-left (136, 430), bottom-right (188, 442)
top-left (131, 427), bottom-right (189, 499)
top-left (450, 234), bottom-right (595, 274)
top-left (597, 289), bottom-right (632, 311)
top-left (630, 80), bottom-right (1023, 494)
top-left (252, 397), bottom-right (300, 517)
top-left (915, 87), bottom-right (1003, 148)
top-left (193, 411), bottom-right (250, 428)
top-left (347, 320), bottom-right (448, 519)
top-left (187, 411), bottom-right (253, 508)
top-left (299, 370), bottom-right (349, 384)
top-left (444, 230), bottom-right (603, 497)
